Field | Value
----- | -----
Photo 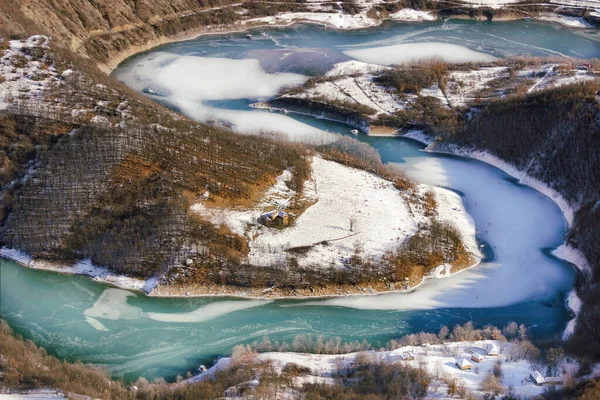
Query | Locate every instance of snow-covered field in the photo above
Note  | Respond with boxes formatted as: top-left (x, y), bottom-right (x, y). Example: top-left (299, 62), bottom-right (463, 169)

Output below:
top-left (450, 0), bottom-right (520, 8)
top-left (445, 66), bottom-right (509, 107)
top-left (0, 393), bottom-right (66, 400)
top-left (389, 9), bottom-right (436, 21)
top-left (197, 340), bottom-right (575, 398)
top-left (192, 156), bottom-right (480, 270)
top-left (537, 13), bottom-right (594, 28)
top-left (520, 65), bottom-right (597, 94)
top-left (295, 60), bottom-right (409, 116)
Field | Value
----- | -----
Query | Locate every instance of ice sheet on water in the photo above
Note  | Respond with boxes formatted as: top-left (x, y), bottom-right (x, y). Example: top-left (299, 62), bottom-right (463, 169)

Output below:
top-left (114, 52), bottom-right (338, 142)
top-left (146, 300), bottom-right (271, 323)
top-left (84, 288), bottom-right (142, 323)
top-left (344, 42), bottom-right (498, 65)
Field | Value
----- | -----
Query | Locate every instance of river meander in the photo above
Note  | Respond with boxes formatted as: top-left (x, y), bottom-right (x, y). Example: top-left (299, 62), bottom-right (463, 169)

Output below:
top-left (3, 18), bottom-right (597, 382)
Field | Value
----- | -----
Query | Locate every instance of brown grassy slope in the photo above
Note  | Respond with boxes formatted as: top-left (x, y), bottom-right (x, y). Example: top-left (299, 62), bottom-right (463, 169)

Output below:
top-left (0, 0), bottom-right (308, 70)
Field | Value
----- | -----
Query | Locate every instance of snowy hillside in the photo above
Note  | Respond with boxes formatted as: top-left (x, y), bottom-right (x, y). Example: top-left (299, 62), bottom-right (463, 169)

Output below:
top-left (190, 155), bottom-right (480, 279)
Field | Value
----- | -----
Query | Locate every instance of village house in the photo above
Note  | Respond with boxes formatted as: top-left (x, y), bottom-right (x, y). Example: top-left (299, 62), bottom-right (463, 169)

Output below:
top-left (260, 210), bottom-right (289, 227)
top-left (486, 343), bottom-right (500, 356)
top-left (456, 358), bottom-right (472, 370)
top-left (471, 352), bottom-right (485, 363)
top-left (530, 370), bottom-right (546, 386)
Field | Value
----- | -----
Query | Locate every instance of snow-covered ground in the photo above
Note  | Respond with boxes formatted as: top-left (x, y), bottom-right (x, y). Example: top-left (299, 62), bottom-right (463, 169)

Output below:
top-left (295, 60), bottom-right (409, 116)
top-left (0, 36), bottom-right (56, 110)
top-left (450, 0), bottom-right (520, 9)
top-left (0, 247), bottom-right (157, 293)
top-left (192, 156), bottom-right (480, 270)
top-left (254, 10), bottom-right (378, 30)
top-left (196, 340), bottom-right (574, 398)
top-left (445, 66), bottom-right (509, 107)
top-left (0, 392), bottom-right (66, 400)
top-left (389, 9), bottom-right (436, 21)
top-left (537, 13), bottom-right (594, 28)
top-left (521, 65), bottom-right (597, 94)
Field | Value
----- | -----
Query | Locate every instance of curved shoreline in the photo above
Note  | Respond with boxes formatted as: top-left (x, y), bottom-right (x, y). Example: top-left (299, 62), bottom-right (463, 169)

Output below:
top-left (102, 10), bottom-right (596, 74)
top-left (401, 131), bottom-right (588, 339)
top-left (3, 14), bottom-right (588, 308)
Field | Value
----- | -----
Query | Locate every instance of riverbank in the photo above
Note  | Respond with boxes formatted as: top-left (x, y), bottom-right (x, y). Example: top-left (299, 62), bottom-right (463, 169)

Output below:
top-left (401, 130), bottom-right (590, 339)
top-left (192, 339), bottom-right (579, 399)
top-left (101, 7), bottom-right (597, 74)
top-left (0, 247), bottom-right (156, 294)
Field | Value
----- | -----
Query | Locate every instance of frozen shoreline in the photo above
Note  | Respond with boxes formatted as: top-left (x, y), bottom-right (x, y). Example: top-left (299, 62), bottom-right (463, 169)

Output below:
top-left (0, 247), bottom-right (157, 294)
top-left (401, 131), bottom-right (589, 339)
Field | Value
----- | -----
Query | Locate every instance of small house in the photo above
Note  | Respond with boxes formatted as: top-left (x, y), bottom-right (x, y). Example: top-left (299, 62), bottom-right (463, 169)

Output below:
top-left (456, 358), bottom-right (472, 370)
top-left (530, 370), bottom-right (546, 386)
top-left (544, 377), bottom-right (564, 386)
top-left (260, 210), bottom-right (289, 227)
top-left (486, 343), bottom-right (500, 356)
top-left (400, 351), bottom-right (415, 361)
top-left (471, 352), bottom-right (485, 363)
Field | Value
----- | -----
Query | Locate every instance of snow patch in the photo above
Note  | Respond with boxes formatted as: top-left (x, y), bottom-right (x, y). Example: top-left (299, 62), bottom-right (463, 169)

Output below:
top-left (1, 248), bottom-right (156, 293)
top-left (389, 9), bottom-right (436, 21)
top-left (344, 43), bottom-right (498, 66)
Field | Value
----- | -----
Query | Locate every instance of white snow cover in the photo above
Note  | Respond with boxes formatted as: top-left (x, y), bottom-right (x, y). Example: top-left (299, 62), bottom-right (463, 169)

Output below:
top-left (242, 0), bottom-right (386, 30)
top-left (81, 287), bottom-right (272, 330)
top-left (297, 60), bottom-right (408, 116)
top-left (344, 43), bottom-right (498, 66)
top-left (197, 340), bottom-right (571, 398)
top-left (453, 0), bottom-right (520, 8)
top-left (0, 247), bottom-right (157, 293)
top-left (562, 289), bottom-right (583, 339)
top-left (537, 13), bottom-right (593, 28)
top-left (113, 52), bottom-right (337, 143)
top-left (265, 11), bottom-right (378, 30)
top-left (550, 0), bottom-right (600, 12)
top-left (446, 66), bottom-right (509, 107)
top-left (0, 36), bottom-right (55, 110)
top-left (192, 156), bottom-right (480, 270)
top-left (389, 9), bottom-right (436, 21)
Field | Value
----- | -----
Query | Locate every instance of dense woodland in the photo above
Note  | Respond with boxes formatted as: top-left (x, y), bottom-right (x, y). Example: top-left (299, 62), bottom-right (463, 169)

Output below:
top-left (1, 111), bottom-right (309, 278)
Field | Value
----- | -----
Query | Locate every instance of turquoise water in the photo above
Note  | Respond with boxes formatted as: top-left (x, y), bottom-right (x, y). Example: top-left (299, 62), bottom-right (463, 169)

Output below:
top-left (3, 19), bottom-right (593, 382)
top-left (1, 258), bottom-right (570, 383)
